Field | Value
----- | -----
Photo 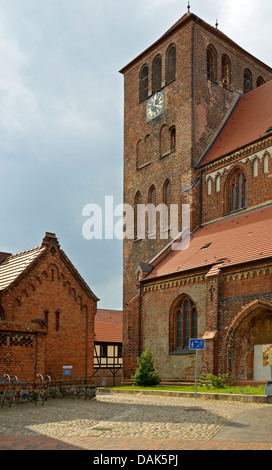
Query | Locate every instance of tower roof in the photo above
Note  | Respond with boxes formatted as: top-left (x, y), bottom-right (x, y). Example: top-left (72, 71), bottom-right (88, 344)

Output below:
top-left (119, 12), bottom-right (272, 75)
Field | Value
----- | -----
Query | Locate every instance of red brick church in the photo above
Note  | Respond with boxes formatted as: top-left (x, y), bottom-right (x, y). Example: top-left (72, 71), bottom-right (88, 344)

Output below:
top-left (120, 10), bottom-right (272, 383)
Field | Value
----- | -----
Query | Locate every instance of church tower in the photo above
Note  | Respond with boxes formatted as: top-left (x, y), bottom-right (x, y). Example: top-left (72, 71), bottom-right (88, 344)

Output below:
top-left (120, 11), bottom-right (272, 379)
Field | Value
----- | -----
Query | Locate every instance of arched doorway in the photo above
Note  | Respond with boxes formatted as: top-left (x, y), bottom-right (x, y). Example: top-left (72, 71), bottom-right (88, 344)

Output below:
top-left (225, 300), bottom-right (272, 381)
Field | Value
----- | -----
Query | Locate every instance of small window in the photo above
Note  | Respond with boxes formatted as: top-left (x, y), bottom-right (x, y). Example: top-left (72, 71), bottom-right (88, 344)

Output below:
top-left (139, 65), bottom-right (149, 102)
top-left (253, 159), bottom-right (258, 178)
top-left (264, 154), bottom-right (269, 173)
top-left (101, 345), bottom-right (107, 358)
top-left (118, 344), bottom-right (122, 358)
top-left (163, 179), bottom-right (171, 231)
top-left (152, 55), bottom-right (162, 93)
top-left (170, 126), bottom-right (176, 152)
top-left (166, 45), bottom-right (176, 84)
top-left (257, 76), bottom-right (265, 88)
top-left (221, 55), bottom-right (231, 86)
top-left (148, 185), bottom-right (156, 238)
top-left (207, 46), bottom-right (217, 81)
top-left (55, 311), bottom-right (60, 331)
top-left (216, 175), bottom-right (221, 192)
top-left (243, 69), bottom-right (253, 94)
top-left (207, 179), bottom-right (212, 196)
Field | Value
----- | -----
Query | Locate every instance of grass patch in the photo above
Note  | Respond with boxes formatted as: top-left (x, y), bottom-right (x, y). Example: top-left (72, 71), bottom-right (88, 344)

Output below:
top-left (110, 385), bottom-right (265, 395)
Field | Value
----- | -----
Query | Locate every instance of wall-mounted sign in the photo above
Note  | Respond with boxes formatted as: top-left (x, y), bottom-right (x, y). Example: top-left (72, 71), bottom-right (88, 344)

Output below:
top-left (63, 365), bottom-right (73, 376)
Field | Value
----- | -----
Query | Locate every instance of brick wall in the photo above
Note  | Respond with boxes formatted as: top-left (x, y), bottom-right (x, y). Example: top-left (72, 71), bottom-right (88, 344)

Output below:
top-left (0, 243), bottom-right (97, 381)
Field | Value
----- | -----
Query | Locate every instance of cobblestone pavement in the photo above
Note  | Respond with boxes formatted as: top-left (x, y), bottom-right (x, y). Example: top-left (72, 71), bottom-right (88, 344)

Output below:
top-left (0, 392), bottom-right (271, 451)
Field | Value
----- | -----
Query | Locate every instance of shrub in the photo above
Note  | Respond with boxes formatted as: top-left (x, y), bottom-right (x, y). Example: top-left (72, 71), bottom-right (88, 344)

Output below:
top-left (199, 372), bottom-right (234, 389)
top-left (132, 347), bottom-right (161, 387)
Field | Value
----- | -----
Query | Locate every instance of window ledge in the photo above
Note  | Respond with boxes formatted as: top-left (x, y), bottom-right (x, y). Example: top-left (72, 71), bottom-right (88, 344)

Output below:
top-left (170, 347), bottom-right (196, 356)
top-left (160, 150), bottom-right (175, 160)
top-left (137, 161), bottom-right (151, 170)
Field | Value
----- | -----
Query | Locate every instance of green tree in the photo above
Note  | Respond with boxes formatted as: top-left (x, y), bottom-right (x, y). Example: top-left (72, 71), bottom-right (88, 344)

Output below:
top-left (132, 347), bottom-right (161, 387)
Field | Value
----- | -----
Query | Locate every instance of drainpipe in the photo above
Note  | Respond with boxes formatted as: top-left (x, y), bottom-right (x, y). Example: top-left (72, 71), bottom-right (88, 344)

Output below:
top-left (138, 282), bottom-right (143, 357)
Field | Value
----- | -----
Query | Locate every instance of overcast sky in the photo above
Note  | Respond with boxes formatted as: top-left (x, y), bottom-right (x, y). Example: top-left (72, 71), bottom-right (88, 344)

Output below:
top-left (0, 0), bottom-right (271, 311)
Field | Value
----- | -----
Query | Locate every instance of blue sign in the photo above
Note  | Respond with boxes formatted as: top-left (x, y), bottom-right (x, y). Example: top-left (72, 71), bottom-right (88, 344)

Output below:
top-left (63, 369), bottom-right (71, 376)
top-left (189, 339), bottom-right (205, 350)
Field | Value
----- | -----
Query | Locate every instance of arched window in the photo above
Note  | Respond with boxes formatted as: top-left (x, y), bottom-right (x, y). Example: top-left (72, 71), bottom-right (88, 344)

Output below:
top-left (221, 54), bottom-right (231, 86)
top-left (162, 179), bottom-right (171, 231)
top-left (160, 125), bottom-right (176, 156)
top-left (215, 175), bottom-right (221, 193)
top-left (264, 154), bottom-right (269, 173)
top-left (253, 158), bottom-right (258, 178)
top-left (257, 76), bottom-right (265, 88)
top-left (207, 45), bottom-right (217, 80)
top-left (139, 65), bottom-right (149, 102)
top-left (170, 126), bottom-right (176, 152)
top-left (55, 310), bottom-right (60, 331)
top-left (134, 191), bottom-right (142, 240)
top-left (171, 297), bottom-right (198, 352)
top-left (226, 169), bottom-right (247, 213)
top-left (152, 55), bottom-right (162, 93)
top-left (166, 45), bottom-right (176, 84)
top-left (243, 69), bottom-right (253, 94)
top-left (148, 185), bottom-right (156, 238)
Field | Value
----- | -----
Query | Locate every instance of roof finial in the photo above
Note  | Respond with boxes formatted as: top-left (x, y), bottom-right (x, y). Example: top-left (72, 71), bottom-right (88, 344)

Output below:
top-left (187, 1), bottom-right (191, 13)
top-left (215, 19), bottom-right (218, 29)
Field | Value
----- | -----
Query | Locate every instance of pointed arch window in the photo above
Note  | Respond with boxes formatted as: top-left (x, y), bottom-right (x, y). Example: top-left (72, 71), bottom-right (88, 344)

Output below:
top-left (171, 297), bottom-right (198, 353)
top-left (221, 54), bottom-right (231, 86)
top-left (139, 65), bottom-right (149, 102)
top-left (207, 45), bottom-right (217, 81)
top-left (152, 55), bottom-right (162, 93)
top-left (166, 45), bottom-right (176, 84)
top-left (163, 179), bottom-right (171, 231)
top-left (148, 185), bottom-right (156, 238)
top-left (243, 69), bottom-right (253, 94)
top-left (257, 76), bottom-right (265, 88)
top-left (134, 191), bottom-right (142, 240)
top-left (226, 169), bottom-right (247, 213)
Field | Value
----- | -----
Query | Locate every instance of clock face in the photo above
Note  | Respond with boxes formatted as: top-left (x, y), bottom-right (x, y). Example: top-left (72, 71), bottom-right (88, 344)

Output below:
top-left (146, 91), bottom-right (164, 121)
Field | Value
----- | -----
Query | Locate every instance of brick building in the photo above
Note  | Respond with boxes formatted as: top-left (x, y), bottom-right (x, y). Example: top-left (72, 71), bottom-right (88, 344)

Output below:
top-left (0, 232), bottom-right (98, 382)
top-left (120, 10), bottom-right (272, 383)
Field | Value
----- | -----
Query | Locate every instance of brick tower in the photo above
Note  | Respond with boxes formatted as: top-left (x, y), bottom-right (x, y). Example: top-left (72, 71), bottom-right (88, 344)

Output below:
top-left (119, 11), bottom-right (272, 380)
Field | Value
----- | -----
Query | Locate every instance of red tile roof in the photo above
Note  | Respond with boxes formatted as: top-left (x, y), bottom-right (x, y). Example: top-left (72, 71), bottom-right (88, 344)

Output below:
top-left (0, 246), bottom-right (46, 291)
top-left (199, 80), bottom-right (272, 167)
top-left (95, 309), bottom-right (123, 343)
top-left (144, 205), bottom-right (272, 281)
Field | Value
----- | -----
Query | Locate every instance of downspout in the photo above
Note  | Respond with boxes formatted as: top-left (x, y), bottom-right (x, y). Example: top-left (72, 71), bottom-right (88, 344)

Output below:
top-left (192, 18), bottom-right (198, 169)
top-left (199, 168), bottom-right (203, 227)
top-left (138, 282), bottom-right (142, 357)
top-left (85, 306), bottom-right (88, 384)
